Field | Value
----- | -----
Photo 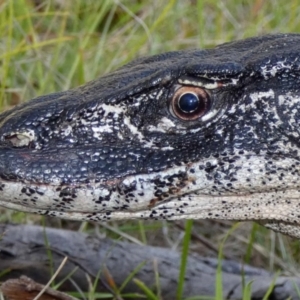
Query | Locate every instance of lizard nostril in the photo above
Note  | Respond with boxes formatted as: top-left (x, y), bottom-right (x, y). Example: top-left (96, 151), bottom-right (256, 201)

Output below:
top-left (3, 130), bottom-right (36, 148)
top-left (170, 86), bottom-right (211, 121)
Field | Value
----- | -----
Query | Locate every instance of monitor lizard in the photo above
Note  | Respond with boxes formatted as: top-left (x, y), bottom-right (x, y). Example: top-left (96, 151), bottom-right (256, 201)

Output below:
top-left (1, 33), bottom-right (300, 238)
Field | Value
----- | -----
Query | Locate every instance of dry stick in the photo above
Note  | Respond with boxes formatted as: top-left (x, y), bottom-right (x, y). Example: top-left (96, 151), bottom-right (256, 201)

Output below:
top-left (1, 275), bottom-right (78, 300)
top-left (32, 256), bottom-right (73, 300)
top-left (37, 243), bottom-right (122, 299)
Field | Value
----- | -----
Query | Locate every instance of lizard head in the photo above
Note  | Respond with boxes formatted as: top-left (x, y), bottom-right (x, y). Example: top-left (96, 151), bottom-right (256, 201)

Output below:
top-left (1, 33), bottom-right (300, 237)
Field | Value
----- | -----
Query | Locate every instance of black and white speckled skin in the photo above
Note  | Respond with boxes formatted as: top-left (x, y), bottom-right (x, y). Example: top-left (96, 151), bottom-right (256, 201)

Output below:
top-left (1, 33), bottom-right (300, 237)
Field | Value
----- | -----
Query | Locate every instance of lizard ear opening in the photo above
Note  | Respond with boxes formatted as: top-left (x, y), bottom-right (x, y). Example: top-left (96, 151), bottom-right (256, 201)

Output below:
top-left (170, 86), bottom-right (211, 121)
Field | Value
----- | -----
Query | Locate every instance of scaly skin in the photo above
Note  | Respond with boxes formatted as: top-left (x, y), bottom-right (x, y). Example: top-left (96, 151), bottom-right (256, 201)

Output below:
top-left (1, 34), bottom-right (300, 237)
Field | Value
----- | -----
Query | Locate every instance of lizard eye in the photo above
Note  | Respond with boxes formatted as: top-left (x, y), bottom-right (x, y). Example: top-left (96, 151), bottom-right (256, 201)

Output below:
top-left (171, 86), bottom-right (210, 120)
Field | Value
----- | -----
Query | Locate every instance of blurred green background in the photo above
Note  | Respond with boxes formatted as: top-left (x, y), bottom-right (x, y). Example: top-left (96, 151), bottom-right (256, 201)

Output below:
top-left (2, 0), bottom-right (300, 106)
top-left (1, 0), bottom-right (300, 298)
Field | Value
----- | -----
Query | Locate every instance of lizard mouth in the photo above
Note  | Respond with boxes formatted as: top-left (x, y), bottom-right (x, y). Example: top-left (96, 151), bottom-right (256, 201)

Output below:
top-left (0, 145), bottom-right (299, 230)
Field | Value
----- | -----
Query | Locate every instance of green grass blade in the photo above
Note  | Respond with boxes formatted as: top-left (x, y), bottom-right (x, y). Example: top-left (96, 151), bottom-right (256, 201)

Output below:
top-left (176, 219), bottom-right (193, 300)
top-left (216, 222), bottom-right (240, 300)
top-left (133, 278), bottom-right (158, 300)
top-left (262, 272), bottom-right (280, 300)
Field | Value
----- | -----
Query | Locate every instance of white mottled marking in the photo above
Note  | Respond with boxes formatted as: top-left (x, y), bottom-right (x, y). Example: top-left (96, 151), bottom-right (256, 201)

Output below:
top-left (179, 79), bottom-right (219, 89)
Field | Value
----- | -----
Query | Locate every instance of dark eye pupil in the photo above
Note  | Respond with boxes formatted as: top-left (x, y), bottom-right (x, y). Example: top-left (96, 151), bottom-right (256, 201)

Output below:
top-left (171, 86), bottom-right (210, 121)
top-left (178, 93), bottom-right (199, 113)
